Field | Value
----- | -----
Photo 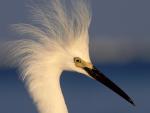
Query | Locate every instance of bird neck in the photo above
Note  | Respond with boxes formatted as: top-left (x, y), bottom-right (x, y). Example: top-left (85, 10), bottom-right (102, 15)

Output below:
top-left (27, 67), bottom-right (68, 113)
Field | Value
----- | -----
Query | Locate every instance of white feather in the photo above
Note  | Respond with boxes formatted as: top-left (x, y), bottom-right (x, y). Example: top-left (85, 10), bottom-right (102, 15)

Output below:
top-left (1, 0), bottom-right (91, 113)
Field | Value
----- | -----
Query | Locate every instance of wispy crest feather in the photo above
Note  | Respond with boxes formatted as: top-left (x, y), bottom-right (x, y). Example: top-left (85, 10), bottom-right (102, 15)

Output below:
top-left (1, 0), bottom-right (91, 80)
top-left (13, 0), bottom-right (91, 42)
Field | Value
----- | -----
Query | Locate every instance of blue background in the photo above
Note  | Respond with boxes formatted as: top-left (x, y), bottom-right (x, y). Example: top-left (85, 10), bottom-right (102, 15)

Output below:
top-left (0, 0), bottom-right (150, 113)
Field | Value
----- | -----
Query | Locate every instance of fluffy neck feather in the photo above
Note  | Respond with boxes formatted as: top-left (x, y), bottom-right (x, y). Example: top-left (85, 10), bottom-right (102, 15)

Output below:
top-left (27, 66), bottom-right (68, 113)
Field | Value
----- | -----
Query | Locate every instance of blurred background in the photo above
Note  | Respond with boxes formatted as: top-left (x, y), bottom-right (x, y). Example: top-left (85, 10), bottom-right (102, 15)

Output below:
top-left (0, 0), bottom-right (150, 113)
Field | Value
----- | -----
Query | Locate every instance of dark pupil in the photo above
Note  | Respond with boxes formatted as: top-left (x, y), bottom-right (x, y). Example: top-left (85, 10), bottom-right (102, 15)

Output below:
top-left (76, 59), bottom-right (80, 63)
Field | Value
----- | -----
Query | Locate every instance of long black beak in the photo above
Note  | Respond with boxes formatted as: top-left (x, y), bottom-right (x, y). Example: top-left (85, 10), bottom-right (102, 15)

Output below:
top-left (83, 66), bottom-right (135, 106)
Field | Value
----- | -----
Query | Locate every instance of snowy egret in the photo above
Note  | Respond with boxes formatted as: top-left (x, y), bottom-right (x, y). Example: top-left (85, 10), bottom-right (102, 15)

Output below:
top-left (1, 0), bottom-right (135, 113)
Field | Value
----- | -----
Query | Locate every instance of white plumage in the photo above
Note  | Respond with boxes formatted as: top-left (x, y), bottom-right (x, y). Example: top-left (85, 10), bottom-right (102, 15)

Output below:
top-left (2, 0), bottom-right (91, 113)
top-left (0, 0), bottom-right (135, 113)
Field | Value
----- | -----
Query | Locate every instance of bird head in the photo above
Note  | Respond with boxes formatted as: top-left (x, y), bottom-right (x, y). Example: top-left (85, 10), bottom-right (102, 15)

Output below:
top-left (51, 32), bottom-right (135, 106)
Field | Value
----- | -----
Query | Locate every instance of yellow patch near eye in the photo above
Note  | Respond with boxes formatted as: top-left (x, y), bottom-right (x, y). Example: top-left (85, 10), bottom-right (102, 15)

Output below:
top-left (74, 57), bottom-right (93, 69)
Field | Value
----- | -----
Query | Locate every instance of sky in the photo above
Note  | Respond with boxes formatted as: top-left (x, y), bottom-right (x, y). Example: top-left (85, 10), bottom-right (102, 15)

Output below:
top-left (89, 0), bottom-right (150, 63)
top-left (0, 0), bottom-right (150, 113)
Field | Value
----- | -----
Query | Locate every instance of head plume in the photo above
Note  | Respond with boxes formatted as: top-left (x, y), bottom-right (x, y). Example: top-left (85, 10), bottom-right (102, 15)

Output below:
top-left (2, 0), bottom-right (91, 79)
top-left (13, 0), bottom-right (91, 58)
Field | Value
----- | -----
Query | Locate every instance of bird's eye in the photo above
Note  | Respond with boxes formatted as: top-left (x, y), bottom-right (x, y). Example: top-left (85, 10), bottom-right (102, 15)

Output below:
top-left (76, 59), bottom-right (81, 63)
top-left (74, 57), bottom-right (82, 63)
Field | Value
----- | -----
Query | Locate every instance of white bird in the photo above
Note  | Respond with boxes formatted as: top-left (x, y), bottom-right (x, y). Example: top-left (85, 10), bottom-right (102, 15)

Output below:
top-left (1, 0), bottom-right (135, 113)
